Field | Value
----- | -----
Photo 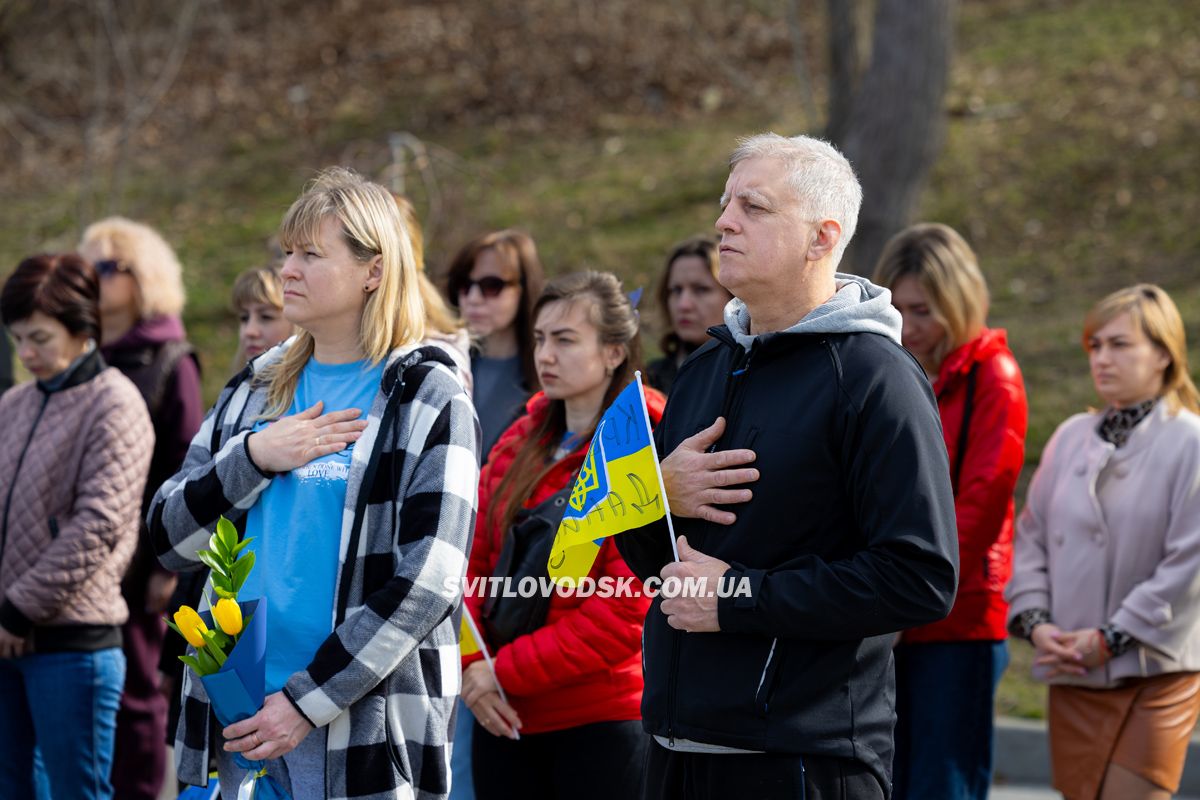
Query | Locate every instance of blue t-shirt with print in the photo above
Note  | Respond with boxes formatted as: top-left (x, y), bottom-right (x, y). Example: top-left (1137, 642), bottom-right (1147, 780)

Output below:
top-left (242, 356), bottom-right (385, 694)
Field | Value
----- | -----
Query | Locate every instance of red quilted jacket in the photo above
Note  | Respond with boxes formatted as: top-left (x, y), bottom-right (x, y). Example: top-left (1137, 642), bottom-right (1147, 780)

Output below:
top-left (464, 388), bottom-right (664, 733)
top-left (905, 328), bottom-right (1028, 643)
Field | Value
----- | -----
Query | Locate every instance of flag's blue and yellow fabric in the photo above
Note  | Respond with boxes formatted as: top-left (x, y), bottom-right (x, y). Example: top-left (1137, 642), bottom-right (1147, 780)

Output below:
top-left (548, 376), bottom-right (665, 582)
top-left (460, 613), bottom-right (481, 657)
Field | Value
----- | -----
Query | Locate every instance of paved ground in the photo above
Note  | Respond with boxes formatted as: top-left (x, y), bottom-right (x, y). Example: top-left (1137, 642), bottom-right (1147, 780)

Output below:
top-left (993, 786), bottom-right (1200, 799)
top-left (992, 788), bottom-right (1058, 799)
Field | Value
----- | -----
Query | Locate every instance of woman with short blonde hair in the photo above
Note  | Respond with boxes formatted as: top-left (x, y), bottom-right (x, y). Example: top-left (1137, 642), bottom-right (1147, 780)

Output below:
top-left (150, 167), bottom-right (478, 800)
top-left (80, 217), bottom-right (186, 322)
top-left (230, 266), bottom-right (295, 366)
top-left (78, 216), bottom-right (203, 800)
top-left (874, 223), bottom-right (1028, 800)
top-left (1009, 283), bottom-right (1200, 800)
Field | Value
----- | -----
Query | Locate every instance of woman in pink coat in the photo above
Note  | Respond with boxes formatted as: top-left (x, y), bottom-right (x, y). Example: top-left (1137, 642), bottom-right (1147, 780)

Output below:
top-left (1008, 284), bottom-right (1200, 800)
top-left (0, 253), bottom-right (154, 799)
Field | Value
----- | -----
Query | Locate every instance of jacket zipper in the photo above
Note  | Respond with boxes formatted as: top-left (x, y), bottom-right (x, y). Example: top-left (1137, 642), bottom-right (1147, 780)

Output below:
top-left (0, 392), bottom-right (51, 566)
top-left (755, 638), bottom-right (779, 712)
top-left (666, 337), bottom-right (757, 745)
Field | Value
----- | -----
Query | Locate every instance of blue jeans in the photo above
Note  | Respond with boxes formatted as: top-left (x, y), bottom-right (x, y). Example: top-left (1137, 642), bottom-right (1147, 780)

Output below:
top-left (892, 640), bottom-right (1008, 800)
top-left (0, 647), bottom-right (126, 800)
top-left (449, 699), bottom-right (476, 799)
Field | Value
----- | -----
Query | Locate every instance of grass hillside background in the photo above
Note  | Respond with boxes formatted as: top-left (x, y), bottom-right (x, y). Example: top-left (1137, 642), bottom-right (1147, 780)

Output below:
top-left (3, 0), bottom-right (1198, 718)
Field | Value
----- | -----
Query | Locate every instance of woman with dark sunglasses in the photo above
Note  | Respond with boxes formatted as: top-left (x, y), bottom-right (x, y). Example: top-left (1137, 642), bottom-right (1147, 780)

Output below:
top-left (444, 230), bottom-right (545, 464)
top-left (78, 217), bottom-right (203, 800)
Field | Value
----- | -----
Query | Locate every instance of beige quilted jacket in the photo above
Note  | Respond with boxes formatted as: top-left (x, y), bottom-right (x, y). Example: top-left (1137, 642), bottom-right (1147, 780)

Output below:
top-left (0, 355), bottom-right (153, 635)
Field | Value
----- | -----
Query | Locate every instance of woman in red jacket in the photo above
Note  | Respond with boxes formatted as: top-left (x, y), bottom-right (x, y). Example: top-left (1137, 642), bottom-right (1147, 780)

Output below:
top-left (462, 271), bottom-right (662, 800)
top-left (874, 223), bottom-right (1029, 800)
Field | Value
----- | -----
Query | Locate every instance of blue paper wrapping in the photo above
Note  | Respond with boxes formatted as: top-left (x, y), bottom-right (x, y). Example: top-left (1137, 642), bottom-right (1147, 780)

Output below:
top-left (197, 599), bottom-right (290, 799)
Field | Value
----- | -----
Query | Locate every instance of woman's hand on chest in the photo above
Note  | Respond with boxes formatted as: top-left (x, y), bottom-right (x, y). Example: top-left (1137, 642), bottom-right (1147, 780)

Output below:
top-left (247, 400), bottom-right (369, 473)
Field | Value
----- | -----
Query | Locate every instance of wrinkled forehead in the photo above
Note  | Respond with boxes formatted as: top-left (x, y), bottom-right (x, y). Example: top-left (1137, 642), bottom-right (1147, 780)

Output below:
top-left (721, 157), bottom-right (791, 205)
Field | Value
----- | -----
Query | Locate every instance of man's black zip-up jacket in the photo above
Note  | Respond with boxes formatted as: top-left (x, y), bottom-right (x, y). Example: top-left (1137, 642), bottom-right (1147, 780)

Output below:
top-left (617, 324), bottom-right (959, 792)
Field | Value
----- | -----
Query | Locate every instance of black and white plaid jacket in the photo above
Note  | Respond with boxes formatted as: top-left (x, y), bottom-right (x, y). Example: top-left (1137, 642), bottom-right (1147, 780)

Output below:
top-left (148, 340), bottom-right (479, 799)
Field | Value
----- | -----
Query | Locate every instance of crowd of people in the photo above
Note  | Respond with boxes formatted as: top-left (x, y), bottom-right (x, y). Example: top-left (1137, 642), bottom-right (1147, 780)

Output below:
top-left (0, 133), bottom-right (1198, 800)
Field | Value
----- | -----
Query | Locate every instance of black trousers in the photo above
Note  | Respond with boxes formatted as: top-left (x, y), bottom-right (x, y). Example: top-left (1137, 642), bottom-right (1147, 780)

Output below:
top-left (472, 719), bottom-right (647, 800)
top-left (643, 740), bottom-right (888, 800)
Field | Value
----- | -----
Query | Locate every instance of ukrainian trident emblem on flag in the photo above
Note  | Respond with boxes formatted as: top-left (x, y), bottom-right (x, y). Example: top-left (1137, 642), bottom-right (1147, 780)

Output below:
top-left (548, 374), bottom-right (670, 582)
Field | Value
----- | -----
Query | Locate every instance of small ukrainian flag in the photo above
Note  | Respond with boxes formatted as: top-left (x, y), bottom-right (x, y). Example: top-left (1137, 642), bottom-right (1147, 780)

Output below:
top-left (547, 373), bottom-right (669, 582)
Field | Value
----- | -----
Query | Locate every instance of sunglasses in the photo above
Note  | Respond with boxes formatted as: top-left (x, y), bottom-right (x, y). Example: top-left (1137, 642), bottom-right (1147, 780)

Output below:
top-left (455, 276), bottom-right (517, 299)
top-left (94, 259), bottom-right (129, 278)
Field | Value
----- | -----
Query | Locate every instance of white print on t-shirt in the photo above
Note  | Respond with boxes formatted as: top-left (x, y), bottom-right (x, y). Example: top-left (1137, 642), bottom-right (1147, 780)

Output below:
top-left (294, 461), bottom-right (351, 482)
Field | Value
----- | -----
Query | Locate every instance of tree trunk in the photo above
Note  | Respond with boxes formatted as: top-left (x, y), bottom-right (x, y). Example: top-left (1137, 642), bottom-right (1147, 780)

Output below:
top-left (833, 0), bottom-right (955, 275)
top-left (824, 0), bottom-right (863, 144)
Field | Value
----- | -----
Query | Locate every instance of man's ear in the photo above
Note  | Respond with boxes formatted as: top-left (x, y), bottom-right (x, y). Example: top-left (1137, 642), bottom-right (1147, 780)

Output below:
top-left (806, 220), bottom-right (842, 264)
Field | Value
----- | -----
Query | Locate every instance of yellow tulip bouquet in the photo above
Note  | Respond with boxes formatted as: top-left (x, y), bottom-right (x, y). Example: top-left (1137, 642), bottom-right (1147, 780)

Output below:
top-left (165, 516), bottom-right (290, 799)
top-left (165, 516), bottom-right (255, 675)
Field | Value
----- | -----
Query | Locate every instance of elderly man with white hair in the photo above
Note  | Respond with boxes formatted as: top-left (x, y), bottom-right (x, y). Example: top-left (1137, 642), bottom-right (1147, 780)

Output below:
top-left (617, 133), bottom-right (959, 799)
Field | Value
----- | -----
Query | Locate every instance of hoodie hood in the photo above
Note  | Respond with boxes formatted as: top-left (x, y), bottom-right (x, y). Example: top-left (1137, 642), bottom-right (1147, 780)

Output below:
top-left (723, 273), bottom-right (902, 350)
top-left (101, 314), bottom-right (186, 356)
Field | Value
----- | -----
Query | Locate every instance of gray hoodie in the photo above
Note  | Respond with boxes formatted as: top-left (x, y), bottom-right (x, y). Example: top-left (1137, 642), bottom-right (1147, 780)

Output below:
top-left (723, 272), bottom-right (902, 350)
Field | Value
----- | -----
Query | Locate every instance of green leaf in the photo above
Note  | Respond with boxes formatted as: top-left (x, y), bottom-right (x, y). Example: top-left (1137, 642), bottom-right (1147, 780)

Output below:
top-left (218, 517), bottom-right (239, 556)
top-left (212, 586), bottom-right (236, 600)
top-left (178, 654), bottom-right (206, 675)
top-left (164, 618), bottom-right (184, 638)
top-left (209, 532), bottom-right (232, 563)
top-left (205, 641), bottom-right (227, 667)
top-left (197, 550), bottom-right (229, 578)
top-left (210, 571), bottom-right (233, 593)
top-left (231, 551), bottom-right (255, 593)
top-left (196, 647), bottom-right (219, 674)
top-left (231, 536), bottom-right (254, 557)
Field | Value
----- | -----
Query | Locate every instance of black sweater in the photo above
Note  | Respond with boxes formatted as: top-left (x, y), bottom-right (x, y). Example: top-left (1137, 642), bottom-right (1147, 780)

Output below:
top-left (617, 325), bottom-right (958, 792)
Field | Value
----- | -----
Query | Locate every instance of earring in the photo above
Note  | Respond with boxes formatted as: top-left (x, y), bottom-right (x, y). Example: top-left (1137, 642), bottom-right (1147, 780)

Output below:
top-left (605, 365), bottom-right (614, 377)
top-left (363, 285), bottom-right (371, 294)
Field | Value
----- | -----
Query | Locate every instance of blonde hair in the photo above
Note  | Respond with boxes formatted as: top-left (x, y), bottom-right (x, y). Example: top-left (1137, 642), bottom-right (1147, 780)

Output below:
top-left (78, 216), bottom-right (186, 318)
top-left (231, 265), bottom-right (294, 367)
top-left (730, 133), bottom-right (862, 269)
top-left (231, 265), bottom-right (285, 312)
top-left (1083, 284), bottom-right (1200, 415)
top-left (391, 192), bottom-right (463, 337)
top-left (873, 223), bottom-right (989, 368)
top-left (262, 167), bottom-right (426, 418)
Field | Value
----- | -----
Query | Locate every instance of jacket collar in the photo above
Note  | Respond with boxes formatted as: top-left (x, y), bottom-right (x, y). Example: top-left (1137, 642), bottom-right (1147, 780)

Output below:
top-left (244, 335), bottom-right (458, 394)
top-left (934, 328), bottom-right (1009, 395)
top-left (36, 346), bottom-right (106, 394)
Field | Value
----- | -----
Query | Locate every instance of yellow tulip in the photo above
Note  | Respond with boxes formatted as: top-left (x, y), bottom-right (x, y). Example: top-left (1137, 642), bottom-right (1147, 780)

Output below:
top-left (174, 606), bottom-right (209, 648)
top-left (213, 598), bottom-right (243, 636)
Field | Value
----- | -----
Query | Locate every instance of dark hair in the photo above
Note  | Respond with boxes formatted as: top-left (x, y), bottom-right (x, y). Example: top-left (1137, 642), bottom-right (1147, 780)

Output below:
top-left (444, 229), bottom-right (545, 389)
top-left (654, 236), bottom-right (723, 356)
top-left (1, 253), bottom-right (101, 340)
top-left (490, 271), bottom-right (644, 538)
